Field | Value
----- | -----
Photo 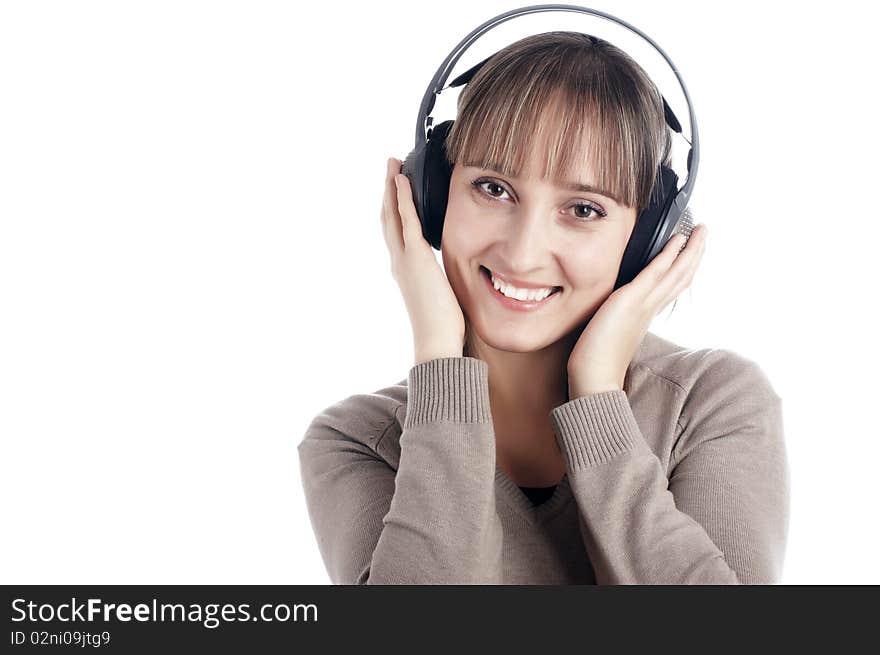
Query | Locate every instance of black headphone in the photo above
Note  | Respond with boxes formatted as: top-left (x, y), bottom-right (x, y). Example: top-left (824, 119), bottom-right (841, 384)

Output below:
top-left (401, 3), bottom-right (699, 291)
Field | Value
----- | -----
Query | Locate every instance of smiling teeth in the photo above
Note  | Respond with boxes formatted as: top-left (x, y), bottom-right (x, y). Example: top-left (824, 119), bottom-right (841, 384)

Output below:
top-left (490, 272), bottom-right (555, 302)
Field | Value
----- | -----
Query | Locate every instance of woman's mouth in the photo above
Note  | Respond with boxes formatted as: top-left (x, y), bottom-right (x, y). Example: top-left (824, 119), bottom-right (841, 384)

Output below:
top-left (479, 266), bottom-right (562, 312)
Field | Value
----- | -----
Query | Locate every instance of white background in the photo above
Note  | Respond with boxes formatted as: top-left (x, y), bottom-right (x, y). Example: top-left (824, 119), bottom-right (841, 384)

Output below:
top-left (1, 0), bottom-right (876, 584)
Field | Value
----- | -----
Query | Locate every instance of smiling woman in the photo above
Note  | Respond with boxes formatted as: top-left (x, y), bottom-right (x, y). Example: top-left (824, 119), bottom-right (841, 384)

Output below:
top-left (298, 17), bottom-right (789, 586)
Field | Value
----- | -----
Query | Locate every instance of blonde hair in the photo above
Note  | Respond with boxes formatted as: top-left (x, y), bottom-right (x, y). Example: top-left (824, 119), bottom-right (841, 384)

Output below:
top-left (444, 31), bottom-right (672, 213)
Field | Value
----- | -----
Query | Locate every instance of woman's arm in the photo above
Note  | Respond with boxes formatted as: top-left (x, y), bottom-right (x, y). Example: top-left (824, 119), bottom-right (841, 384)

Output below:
top-left (549, 350), bottom-right (790, 584)
top-left (297, 356), bottom-right (503, 584)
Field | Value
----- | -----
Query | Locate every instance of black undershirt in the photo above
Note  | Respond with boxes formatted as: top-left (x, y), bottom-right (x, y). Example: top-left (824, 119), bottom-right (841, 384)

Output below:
top-left (518, 485), bottom-right (557, 506)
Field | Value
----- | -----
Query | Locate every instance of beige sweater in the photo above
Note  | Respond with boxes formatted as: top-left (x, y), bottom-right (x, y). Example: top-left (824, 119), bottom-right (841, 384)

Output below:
top-left (297, 331), bottom-right (790, 584)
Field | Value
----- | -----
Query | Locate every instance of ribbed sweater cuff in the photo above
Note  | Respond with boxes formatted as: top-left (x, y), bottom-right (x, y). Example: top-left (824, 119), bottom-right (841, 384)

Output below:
top-left (404, 357), bottom-right (493, 427)
top-left (550, 390), bottom-right (642, 469)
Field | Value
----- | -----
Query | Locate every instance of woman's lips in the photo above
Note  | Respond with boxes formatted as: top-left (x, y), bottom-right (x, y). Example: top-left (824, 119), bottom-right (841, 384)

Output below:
top-left (479, 266), bottom-right (561, 312)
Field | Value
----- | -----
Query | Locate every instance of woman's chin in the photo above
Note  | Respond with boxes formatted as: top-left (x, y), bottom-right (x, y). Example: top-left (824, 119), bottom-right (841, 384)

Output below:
top-left (469, 321), bottom-right (558, 354)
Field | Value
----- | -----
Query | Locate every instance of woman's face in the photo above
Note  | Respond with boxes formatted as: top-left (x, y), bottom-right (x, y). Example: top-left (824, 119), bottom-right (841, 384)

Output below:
top-left (441, 153), bottom-right (638, 354)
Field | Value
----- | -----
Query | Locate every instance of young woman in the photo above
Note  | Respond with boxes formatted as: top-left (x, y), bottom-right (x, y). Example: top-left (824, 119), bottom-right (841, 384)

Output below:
top-left (298, 32), bottom-right (790, 584)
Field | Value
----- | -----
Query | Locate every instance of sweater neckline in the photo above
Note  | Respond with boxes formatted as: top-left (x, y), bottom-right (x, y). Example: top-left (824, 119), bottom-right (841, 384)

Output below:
top-left (493, 464), bottom-right (573, 525)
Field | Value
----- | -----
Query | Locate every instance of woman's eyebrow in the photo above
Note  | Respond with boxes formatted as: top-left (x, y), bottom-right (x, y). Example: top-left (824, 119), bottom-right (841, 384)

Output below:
top-left (469, 164), bottom-right (621, 205)
top-left (562, 180), bottom-right (621, 205)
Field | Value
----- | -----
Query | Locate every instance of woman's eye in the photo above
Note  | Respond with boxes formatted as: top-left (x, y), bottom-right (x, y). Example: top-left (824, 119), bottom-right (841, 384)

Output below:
top-left (472, 179), bottom-right (510, 200)
top-left (571, 203), bottom-right (607, 222)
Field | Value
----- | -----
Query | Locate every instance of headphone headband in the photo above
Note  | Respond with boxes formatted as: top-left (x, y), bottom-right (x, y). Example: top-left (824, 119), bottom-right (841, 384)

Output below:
top-left (413, 2), bottom-right (700, 207)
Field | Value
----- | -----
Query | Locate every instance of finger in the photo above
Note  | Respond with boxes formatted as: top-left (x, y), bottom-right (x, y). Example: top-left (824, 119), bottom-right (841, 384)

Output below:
top-left (666, 224), bottom-right (707, 284)
top-left (656, 224), bottom-right (703, 276)
top-left (382, 157), bottom-right (404, 253)
top-left (637, 229), bottom-right (689, 288)
top-left (652, 224), bottom-right (708, 303)
top-left (395, 172), bottom-right (425, 250)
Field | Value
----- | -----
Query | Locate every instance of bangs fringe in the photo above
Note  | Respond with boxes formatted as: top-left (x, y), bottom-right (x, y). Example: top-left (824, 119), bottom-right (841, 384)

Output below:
top-left (443, 32), bottom-right (669, 212)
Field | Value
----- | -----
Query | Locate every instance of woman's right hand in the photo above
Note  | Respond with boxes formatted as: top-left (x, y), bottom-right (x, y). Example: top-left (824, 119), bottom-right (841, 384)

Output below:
top-left (381, 157), bottom-right (466, 365)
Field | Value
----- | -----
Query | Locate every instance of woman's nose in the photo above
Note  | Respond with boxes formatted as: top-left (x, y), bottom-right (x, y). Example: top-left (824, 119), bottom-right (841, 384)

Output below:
top-left (497, 209), bottom-right (551, 270)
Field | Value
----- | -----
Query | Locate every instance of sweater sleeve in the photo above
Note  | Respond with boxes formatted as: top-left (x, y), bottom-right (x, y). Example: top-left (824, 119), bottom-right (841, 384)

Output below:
top-left (548, 351), bottom-right (790, 585)
top-left (297, 356), bottom-right (504, 584)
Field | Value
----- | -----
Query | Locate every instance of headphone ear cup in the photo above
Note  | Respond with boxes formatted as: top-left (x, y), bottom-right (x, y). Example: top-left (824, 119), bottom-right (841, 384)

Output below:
top-left (614, 165), bottom-right (680, 290)
top-left (401, 119), bottom-right (454, 250)
top-left (423, 120), bottom-right (455, 250)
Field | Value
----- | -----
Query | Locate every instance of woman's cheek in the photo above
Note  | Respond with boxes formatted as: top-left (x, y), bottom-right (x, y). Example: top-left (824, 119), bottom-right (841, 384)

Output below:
top-left (558, 243), bottom-right (622, 299)
top-left (443, 201), bottom-right (490, 242)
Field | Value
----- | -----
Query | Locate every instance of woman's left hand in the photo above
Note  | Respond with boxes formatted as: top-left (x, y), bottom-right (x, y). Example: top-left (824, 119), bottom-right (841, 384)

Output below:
top-left (567, 223), bottom-right (708, 398)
